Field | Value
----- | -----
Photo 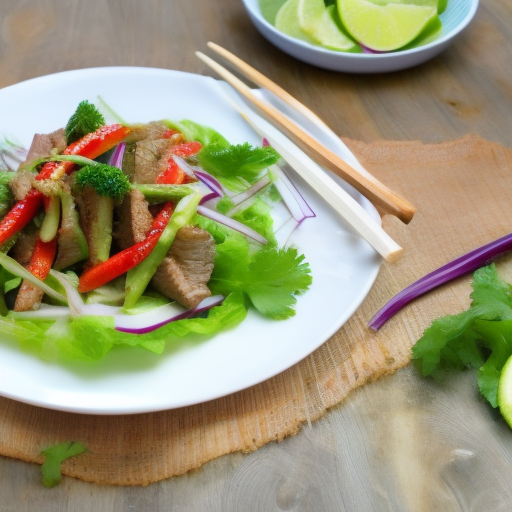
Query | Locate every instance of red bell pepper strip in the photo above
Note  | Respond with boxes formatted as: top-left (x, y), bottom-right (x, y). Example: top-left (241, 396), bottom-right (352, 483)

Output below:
top-left (172, 141), bottom-right (202, 157)
top-left (36, 123), bottom-right (131, 180)
top-left (155, 158), bottom-right (186, 185)
top-left (0, 124), bottom-right (131, 246)
top-left (26, 235), bottom-right (58, 280)
top-left (0, 189), bottom-right (44, 246)
top-left (78, 202), bottom-right (175, 293)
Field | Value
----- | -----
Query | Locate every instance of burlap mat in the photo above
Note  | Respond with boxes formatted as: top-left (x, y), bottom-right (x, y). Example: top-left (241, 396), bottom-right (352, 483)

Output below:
top-left (1, 134), bottom-right (510, 486)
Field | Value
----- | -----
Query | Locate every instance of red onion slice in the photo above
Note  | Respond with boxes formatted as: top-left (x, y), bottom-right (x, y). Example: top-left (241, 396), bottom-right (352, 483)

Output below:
top-left (172, 154), bottom-right (196, 179)
top-left (368, 232), bottom-right (512, 330)
top-left (197, 205), bottom-right (267, 244)
top-left (115, 295), bottom-right (225, 334)
top-left (193, 170), bottom-right (225, 198)
top-left (229, 174), bottom-right (271, 207)
top-left (272, 166), bottom-right (315, 223)
top-left (107, 142), bottom-right (126, 169)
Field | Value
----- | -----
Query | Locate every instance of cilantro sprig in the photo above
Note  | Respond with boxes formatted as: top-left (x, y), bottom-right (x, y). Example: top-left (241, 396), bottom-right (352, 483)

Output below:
top-left (198, 142), bottom-right (280, 192)
top-left (413, 264), bottom-right (512, 407)
top-left (41, 441), bottom-right (88, 488)
top-left (209, 234), bottom-right (312, 320)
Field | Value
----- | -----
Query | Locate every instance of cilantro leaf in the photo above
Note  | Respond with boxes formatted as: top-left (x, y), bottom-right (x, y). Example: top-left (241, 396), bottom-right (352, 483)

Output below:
top-left (65, 100), bottom-right (105, 144)
top-left (198, 142), bottom-right (280, 192)
top-left (41, 441), bottom-right (88, 488)
top-left (209, 235), bottom-right (312, 319)
top-left (412, 264), bottom-right (512, 407)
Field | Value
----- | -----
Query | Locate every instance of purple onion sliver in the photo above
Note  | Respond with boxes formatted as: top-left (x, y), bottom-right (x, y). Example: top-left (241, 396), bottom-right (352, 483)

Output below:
top-left (230, 174), bottom-right (271, 206)
top-left (172, 155), bottom-right (196, 178)
top-left (114, 296), bottom-right (225, 334)
top-left (115, 310), bottom-right (193, 334)
top-left (273, 178), bottom-right (306, 223)
top-left (194, 170), bottom-right (225, 197)
top-left (199, 191), bottom-right (220, 205)
top-left (275, 168), bottom-right (315, 220)
top-left (197, 205), bottom-right (267, 244)
top-left (368, 233), bottom-right (512, 331)
top-left (107, 142), bottom-right (126, 169)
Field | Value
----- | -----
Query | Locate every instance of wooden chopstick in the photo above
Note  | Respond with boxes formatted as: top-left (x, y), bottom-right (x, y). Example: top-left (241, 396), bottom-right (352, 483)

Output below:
top-left (196, 46), bottom-right (416, 225)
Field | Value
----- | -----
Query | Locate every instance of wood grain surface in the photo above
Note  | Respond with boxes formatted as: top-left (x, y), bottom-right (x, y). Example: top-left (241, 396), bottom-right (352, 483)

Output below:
top-left (1, 0), bottom-right (512, 510)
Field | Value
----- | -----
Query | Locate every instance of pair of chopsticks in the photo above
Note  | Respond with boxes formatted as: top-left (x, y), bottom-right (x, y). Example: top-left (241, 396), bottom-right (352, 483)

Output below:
top-left (196, 43), bottom-right (414, 262)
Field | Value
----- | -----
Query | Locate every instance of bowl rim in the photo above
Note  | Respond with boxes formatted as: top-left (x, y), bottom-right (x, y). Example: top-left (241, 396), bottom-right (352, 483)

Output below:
top-left (240, 0), bottom-right (479, 60)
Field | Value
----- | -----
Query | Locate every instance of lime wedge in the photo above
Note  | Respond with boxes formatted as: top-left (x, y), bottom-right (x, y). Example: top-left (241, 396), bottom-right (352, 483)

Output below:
top-left (275, 0), bottom-right (317, 44)
top-left (337, 0), bottom-right (439, 52)
top-left (365, 0), bottom-right (448, 14)
top-left (259, 0), bottom-right (288, 25)
top-left (298, 0), bottom-right (360, 51)
top-left (498, 354), bottom-right (512, 428)
top-left (297, 0), bottom-right (325, 33)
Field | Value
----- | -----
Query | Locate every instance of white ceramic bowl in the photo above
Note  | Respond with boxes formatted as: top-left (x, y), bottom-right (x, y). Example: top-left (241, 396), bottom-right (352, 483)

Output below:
top-left (240, 0), bottom-right (479, 73)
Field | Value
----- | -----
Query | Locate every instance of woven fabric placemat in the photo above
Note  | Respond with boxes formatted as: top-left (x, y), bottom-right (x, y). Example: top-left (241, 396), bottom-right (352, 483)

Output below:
top-left (1, 134), bottom-right (510, 485)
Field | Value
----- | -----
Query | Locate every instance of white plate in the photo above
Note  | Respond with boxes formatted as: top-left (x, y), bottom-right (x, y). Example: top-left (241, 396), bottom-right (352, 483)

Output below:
top-left (0, 67), bottom-right (381, 414)
top-left (241, 0), bottom-right (479, 73)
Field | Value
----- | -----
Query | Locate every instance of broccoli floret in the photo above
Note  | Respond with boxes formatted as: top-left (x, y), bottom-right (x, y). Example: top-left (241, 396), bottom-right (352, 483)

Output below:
top-left (65, 100), bottom-right (105, 144)
top-left (74, 164), bottom-right (130, 265)
top-left (74, 164), bottom-right (130, 200)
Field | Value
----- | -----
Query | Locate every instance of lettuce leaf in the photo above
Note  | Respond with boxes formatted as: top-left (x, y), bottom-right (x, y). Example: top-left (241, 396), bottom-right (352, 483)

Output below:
top-left (7, 292), bottom-right (247, 362)
top-left (165, 119), bottom-right (230, 147)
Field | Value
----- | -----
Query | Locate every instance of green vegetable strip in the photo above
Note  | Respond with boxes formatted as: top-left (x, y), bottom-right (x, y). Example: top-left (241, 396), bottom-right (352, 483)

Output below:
top-left (0, 252), bottom-right (67, 303)
top-left (123, 192), bottom-right (202, 309)
top-left (133, 183), bottom-right (195, 202)
top-left (39, 195), bottom-right (61, 242)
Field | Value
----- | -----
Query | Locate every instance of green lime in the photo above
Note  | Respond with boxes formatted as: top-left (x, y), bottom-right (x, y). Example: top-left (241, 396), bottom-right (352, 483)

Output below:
top-left (298, 0), bottom-right (359, 51)
top-left (437, 0), bottom-right (448, 14)
top-left (498, 354), bottom-right (512, 428)
top-left (275, 0), bottom-right (317, 44)
top-left (337, 0), bottom-right (439, 52)
top-left (297, 0), bottom-right (325, 33)
top-left (259, 0), bottom-right (288, 25)
top-left (364, 0), bottom-right (448, 14)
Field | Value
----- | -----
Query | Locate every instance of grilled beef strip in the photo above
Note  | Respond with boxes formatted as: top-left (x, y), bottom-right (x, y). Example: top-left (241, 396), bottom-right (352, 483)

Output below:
top-left (151, 226), bottom-right (215, 310)
top-left (113, 189), bottom-right (154, 251)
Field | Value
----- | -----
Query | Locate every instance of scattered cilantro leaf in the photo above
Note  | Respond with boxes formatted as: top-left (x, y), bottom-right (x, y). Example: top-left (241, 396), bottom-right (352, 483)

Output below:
top-left (65, 100), bottom-right (105, 144)
top-left (41, 441), bottom-right (88, 488)
top-left (412, 264), bottom-right (512, 407)
top-left (198, 142), bottom-right (280, 192)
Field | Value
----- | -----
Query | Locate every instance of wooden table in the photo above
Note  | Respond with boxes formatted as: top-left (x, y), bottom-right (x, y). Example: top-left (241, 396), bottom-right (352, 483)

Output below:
top-left (2, 0), bottom-right (512, 510)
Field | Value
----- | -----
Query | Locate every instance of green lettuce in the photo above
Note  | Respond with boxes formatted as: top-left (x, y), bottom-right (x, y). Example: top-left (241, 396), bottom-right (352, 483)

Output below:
top-left (8, 292), bottom-right (247, 362)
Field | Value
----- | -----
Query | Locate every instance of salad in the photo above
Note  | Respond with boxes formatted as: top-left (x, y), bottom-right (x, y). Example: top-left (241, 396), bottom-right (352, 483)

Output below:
top-left (0, 100), bottom-right (313, 362)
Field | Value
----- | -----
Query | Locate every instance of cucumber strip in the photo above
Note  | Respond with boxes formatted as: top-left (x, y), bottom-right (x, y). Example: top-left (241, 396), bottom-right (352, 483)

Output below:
top-left (123, 192), bottom-right (202, 310)
top-left (0, 252), bottom-right (67, 303)
top-left (133, 183), bottom-right (195, 202)
top-left (39, 195), bottom-right (61, 242)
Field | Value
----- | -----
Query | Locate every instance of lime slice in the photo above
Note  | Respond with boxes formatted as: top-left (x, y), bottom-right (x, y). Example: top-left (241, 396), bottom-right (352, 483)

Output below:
top-left (297, 0), bottom-right (325, 33)
top-left (498, 354), bottom-right (512, 428)
top-left (275, 0), bottom-right (317, 44)
top-left (337, 0), bottom-right (439, 52)
top-left (437, 0), bottom-right (448, 14)
top-left (298, 0), bottom-right (359, 51)
top-left (365, 0), bottom-right (448, 14)
top-left (259, 0), bottom-right (288, 25)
